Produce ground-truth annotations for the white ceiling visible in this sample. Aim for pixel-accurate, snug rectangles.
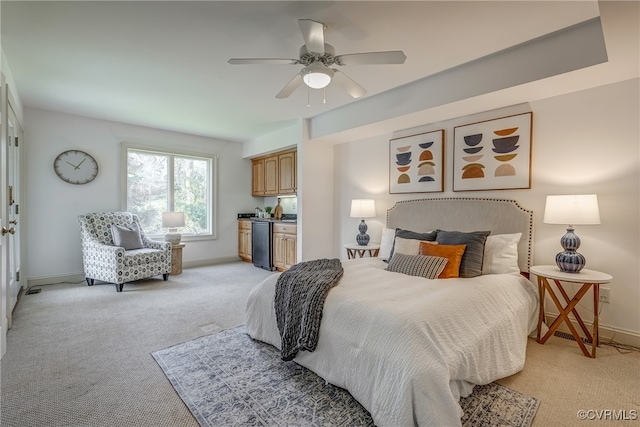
[1,1,634,143]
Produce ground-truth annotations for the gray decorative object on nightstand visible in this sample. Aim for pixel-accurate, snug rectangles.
[350,199,376,246]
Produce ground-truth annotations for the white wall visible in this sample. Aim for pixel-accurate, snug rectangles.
[298,121,335,261]
[333,78,640,338]
[25,108,255,283]
[1,50,24,122]
[242,121,301,158]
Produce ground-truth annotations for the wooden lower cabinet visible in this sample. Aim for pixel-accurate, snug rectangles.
[273,223,297,271]
[238,220,252,262]
[239,220,297,270]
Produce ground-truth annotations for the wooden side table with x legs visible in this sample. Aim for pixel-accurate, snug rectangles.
[345,243,380,259]
[531,265,612,358]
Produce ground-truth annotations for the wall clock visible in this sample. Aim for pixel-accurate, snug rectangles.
[53,150,99,185]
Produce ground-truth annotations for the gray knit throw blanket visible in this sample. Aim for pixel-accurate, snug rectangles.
[275,258,344,361]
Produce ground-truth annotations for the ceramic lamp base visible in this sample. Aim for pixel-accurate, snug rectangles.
[556,227,585,273]
[165,228,182,245]
[356,219,370,246]
[556,251,586,273]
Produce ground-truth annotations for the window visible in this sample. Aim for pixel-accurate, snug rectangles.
[123,144,217,239]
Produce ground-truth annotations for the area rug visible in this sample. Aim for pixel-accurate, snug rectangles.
[152,326,539,427]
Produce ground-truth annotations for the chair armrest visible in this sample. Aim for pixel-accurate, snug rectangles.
[80,241,126,283]
[85,241,126,257]
[143,237,171,252]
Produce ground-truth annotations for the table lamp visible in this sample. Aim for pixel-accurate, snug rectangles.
[350,199,376,246]
[543,194,600,273]
[162,211,185,244]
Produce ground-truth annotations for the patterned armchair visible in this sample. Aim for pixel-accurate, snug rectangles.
[78,212,171,292]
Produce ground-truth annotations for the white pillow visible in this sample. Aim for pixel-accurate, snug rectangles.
[393,236,423,256]
[482,233,522,275]
[378,227,396,260]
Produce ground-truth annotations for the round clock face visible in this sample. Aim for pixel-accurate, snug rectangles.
[53,150,99,185]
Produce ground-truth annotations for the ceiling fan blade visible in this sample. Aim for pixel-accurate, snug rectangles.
[228,58,299,65]
[298,19,325,55]
[332,70,366,98]
[335,51,407,65]
[276,73,304,99]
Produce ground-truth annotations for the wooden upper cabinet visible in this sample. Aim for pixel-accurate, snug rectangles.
[251,149,296,197]
[252,158,265,196]
[278,151,296,194]
[264,156,279,196]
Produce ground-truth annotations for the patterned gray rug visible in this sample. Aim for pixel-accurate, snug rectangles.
[152,326,539,427]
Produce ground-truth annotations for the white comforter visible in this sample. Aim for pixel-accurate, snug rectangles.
[245,258,538,427]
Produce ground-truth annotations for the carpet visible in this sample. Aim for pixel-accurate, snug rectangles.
[152,326,539,427]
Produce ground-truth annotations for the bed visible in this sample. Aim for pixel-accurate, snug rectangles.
[246,198,539,427]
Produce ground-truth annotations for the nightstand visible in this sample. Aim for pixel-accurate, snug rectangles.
[345,243,380,259]
[170,243,185,275]
[531,265,612,358]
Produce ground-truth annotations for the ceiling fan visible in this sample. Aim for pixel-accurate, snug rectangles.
[228,19,407,99]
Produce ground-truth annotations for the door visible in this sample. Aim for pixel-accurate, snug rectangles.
[0,80,6,357]
[6,103,22,314]
[1,94,23,351]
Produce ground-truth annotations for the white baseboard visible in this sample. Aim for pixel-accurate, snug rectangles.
[183,256,243,268]
[26,257,244,288]
[544,312,640,349]
[27,273,86,288]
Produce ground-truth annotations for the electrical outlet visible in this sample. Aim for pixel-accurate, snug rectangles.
[599,287,611,304]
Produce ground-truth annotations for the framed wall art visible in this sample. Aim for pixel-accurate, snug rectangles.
[453,112,532,191]
[389,129,444,194]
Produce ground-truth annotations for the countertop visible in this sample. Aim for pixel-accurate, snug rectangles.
[238,217,297,223]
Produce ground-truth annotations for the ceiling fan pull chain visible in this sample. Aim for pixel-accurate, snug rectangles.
[323,87,327,104]
[307,85,311,107]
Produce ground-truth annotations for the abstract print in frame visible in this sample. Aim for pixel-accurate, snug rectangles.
[453,112,532,191]
[389,130,444,194]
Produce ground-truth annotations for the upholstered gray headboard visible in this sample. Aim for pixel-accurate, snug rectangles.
[386,198,533,272]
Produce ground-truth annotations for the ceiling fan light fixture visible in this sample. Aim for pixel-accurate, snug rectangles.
[301,63,334,89]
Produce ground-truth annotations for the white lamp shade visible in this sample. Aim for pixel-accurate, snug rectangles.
[302,63,334,89]
[161,211,185,228]
[543,195,600,225]
[350,199,376,218]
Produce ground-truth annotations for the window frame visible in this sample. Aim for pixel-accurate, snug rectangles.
[121,142,218,241]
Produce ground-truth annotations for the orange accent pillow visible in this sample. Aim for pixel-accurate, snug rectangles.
[419,242,466,279]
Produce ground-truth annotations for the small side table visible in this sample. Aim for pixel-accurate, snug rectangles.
[531,265,612,358]
[345,243,380,259]
[170,243,185,275]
